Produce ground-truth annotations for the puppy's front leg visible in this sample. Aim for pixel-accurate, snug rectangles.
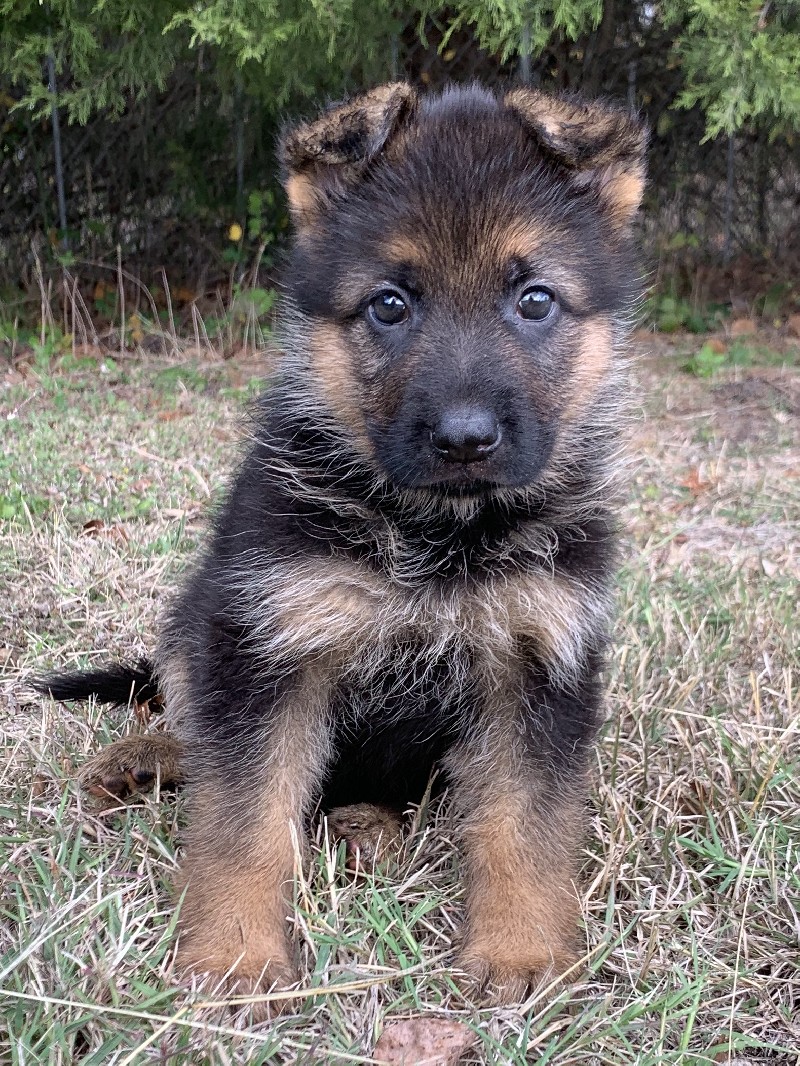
[175,668,332,1013]
[447,678,593,1003]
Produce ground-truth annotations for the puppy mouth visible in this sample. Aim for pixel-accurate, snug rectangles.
[403,456,514,494]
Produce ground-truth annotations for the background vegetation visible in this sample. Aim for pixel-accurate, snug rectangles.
[1,0,799,350]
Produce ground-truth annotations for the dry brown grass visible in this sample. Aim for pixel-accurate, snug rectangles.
[1,337,798,1063]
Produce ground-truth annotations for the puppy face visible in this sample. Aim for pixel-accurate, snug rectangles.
[281,85,646,495]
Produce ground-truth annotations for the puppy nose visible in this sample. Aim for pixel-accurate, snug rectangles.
[431,406,501,464]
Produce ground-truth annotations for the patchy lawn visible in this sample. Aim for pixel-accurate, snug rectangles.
[1,337,798,1064]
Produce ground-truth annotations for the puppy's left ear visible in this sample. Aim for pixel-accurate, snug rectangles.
[504,89,648,229]
[280,82,417,230]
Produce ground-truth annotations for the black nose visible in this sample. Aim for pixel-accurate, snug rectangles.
[431,406,501,464]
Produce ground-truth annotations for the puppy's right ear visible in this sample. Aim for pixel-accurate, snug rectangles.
[280,83,417,231]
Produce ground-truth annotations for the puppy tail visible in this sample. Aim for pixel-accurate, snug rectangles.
[32,658,161,708]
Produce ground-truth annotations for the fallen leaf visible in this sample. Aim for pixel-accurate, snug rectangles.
[787,313,800,339]
[705,337,727,354]
[80,519,129,543]
[679,468,712,496]
[373,1018,478,1066]
[730,318,757,337]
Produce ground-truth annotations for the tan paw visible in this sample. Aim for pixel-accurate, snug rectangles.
[456,944,579,1005]
[79,733,184,804]
[179,943,299,1022]
[326,803,404,868]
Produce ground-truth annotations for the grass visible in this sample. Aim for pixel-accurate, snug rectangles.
[1,339,799,1063]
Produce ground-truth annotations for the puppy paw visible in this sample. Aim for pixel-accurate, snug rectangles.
[178,942,299,1022]
[455,944,579,1005]
[326,803,404,867]
[79,733,184,804]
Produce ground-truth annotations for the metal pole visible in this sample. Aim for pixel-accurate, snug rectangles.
[234,74,245,218]
[46,36,68,250]
[724,133,735,262]
[519,21,531,85]
[627,60,637,109]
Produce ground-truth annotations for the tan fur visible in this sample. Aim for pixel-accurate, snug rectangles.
[381,233,425,266]
[326,803,404,867]
[596,167,646,227]
[563,315,614,421]
[175,669,332,1017]
[156,647,192,734]
[234,552,609,689]
[498,224,590,304]
[308,322,373,454]
[284,173,322,227]
[446,711,584,999]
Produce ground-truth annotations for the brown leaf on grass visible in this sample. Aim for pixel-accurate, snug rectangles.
[373,1018,478,1066]
[787,313,800,339]
[679,468,712,496]
[730,318,757,337]
[80,519,129,543]
[705,337,727,354]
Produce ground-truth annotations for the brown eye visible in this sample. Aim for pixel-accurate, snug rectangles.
[517,287,555,321]
[369,291,409,326]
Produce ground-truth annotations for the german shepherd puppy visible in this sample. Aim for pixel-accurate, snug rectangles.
[37,83,646,1010]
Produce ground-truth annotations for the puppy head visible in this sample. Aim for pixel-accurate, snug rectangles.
[279,83,647,496]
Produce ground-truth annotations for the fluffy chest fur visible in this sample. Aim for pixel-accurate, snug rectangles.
[226,539,612,692]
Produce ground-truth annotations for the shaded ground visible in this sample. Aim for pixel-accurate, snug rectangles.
[1,335,798,1063]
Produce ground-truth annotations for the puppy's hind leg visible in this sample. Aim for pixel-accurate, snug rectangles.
[79,734,184,804]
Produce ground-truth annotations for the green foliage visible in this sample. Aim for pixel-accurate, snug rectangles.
[1,1,799,290]
[683,341,728,377]
[0,1,183,123]
[681,337,797,377]
[2,1,798,135]
[646,295,724,334]
[204,285,277,341]
[427,0,603,58]
[0,318,72,361]
[665,0,800,136]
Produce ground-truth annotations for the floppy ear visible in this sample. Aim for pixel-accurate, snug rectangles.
[504,89,648,228]
[280,83,418,230]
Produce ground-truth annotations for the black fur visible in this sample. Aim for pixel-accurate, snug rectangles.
[34,659,159,708]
